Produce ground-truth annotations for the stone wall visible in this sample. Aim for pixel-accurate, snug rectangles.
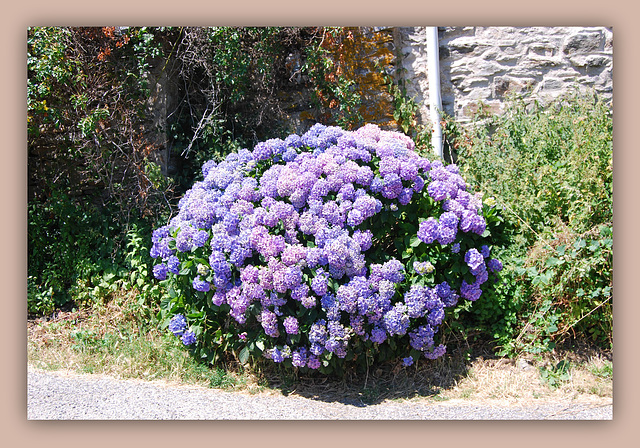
[395,26,613,125]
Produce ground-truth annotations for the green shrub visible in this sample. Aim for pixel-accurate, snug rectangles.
[27,191,120,311]
[150,123,506,375]
[452,90,613,354]
[27,27,176,315]
[27,189,166,316]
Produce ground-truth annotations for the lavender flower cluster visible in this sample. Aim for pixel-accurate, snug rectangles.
[150,123,502,368]
[168,314,197,346]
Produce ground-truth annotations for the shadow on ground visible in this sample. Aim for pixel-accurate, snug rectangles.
[259,341,500,406]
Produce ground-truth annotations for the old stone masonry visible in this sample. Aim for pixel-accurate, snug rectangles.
[395,26,613,125]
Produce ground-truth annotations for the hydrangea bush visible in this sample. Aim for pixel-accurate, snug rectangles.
[151,123,503,374]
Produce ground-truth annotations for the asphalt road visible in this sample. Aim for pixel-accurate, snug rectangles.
[27,367,613,420]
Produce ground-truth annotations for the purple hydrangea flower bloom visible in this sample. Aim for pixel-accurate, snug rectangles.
[353,229,373,251]
[369,176,384,193]
[150,237,174,259]
[201,159,217,178]
[474,266,489,285]
[291,348,307,367]
[435,281,452,300]
[383,303,410,336]
[283,147,298,162]
[460,280,482,301]
[311,268,329,296]
[427,305,445,327]
[169,314,187,336]
[417,217,439,244]
[271,347,285,363]
[192,275,210,292]
[437,224,457,245]
[402,356,414,367]
[471,215,487,235]
[427,180,448,201]
[459,210,475,233]
[212,290,226,307]
[181,331,197,346]
[167,255,181,274]
[464,248,485,271]
[336,283,358,314]
[347,208,364,227]
[439,212,459,229]
[284,133,303,148]
[442,290,459,308]
[356,166,374,186]
[381,173,403,199]
[306,355,321,370]
[404,285,427,318]
[370,326,387,344]
[350,314,365,336]
[399,160,419,181]
[283,316,299,335]
[261,309,280,338]
[380,259,405,283]
[252,141,274,161]
[153,263,169,280]
[424,344,446,360]
[309,320,328,345]
[398,187,414,205]
[409,325,435,352]
[480,245,491,258]
[152,226,171,243]
[379,157,401,177]
[487,258,503,273]
[192,230,210,247]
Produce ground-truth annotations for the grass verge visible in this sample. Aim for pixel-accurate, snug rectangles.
[27,291,612,406]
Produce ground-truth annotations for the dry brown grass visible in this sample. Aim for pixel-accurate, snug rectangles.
[250,340,612,408]
[433,354,612,406]
[27,303,612,407]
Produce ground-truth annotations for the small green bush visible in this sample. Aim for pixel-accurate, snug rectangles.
[27,190,166,316]
[452,90,613,354]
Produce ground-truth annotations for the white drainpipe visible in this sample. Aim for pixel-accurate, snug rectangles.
[426,26,443,158]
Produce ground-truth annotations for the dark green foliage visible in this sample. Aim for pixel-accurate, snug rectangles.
[27,27,177,211]
[168,27,360,189]
[28,191,121,311]
[27,26,178,314]
[27,189,166,315]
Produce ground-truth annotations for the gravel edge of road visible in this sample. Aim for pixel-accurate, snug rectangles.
[27,367,613,420]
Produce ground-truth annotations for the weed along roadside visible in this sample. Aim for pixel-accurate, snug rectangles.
[28,27,612,419]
